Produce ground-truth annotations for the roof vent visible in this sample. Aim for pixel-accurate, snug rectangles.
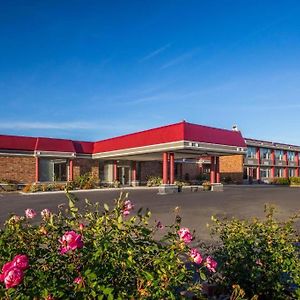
[232,125,239,131]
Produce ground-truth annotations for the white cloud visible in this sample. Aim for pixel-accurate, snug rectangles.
[139,44,171,62]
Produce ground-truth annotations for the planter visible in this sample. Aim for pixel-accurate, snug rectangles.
[202,185,211,191]
[0,183,18,192]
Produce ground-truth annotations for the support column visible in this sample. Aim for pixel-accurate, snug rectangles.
[169,153,175,184]
[256,147,261,181]
[210,156,215,184]
[131,161,139,186]
[35,157,39,183]
[270,150,275,178]
[69,160,74,181]
[283,151,288,178]
[296,152,299,177]
[215,156,220,183]
[113,161,118,181]
[162,152,169,184]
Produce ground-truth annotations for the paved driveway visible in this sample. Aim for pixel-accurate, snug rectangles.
[0,186,300,241]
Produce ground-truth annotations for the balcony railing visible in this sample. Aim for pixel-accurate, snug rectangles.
[275,159,287,166]
[244,158,259,165]
[261,159,273,166]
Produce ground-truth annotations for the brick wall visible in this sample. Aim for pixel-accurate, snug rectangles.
[140,161,162,182]
[73,158,99,179]
[219,155,244,183]
[0,156,36,183]
[181,163,200,181]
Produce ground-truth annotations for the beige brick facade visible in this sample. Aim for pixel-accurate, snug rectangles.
[73,158,99,179]
[219,155,244,183]
[0,156,36,183]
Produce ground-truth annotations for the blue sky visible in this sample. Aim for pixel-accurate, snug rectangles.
[1,0,300,143]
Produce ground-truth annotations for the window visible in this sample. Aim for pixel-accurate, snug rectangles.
[260,148,271,160]
[287,151,295,161]
[288,168,295,177]
[246,147,256,158]
[260,167,270,178]
[275,150,284,160]
[275,167,284,177]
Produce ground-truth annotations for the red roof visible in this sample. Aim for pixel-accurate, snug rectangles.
[184,122,246,148]
[93,122,185,153]
[0,134,37,152]
[0,121,246,155]
[35,137,75,153]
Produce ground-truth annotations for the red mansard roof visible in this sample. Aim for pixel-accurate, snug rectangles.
[0,134,37,152]
[93,121,246,153]
[93,122,185,153]
[0,121,246,155]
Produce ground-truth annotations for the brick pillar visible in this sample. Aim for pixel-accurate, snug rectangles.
[113,161,118,181]
[256,147,261,180]
[270,150,275,178]
[283,151,288,178]
[210,156,215,184]
[131,161,136,181]
[69,160,74,181]
[216,156,220,183]
[163,152,169,184]
[35,157,39,183]
[169,153,175,184]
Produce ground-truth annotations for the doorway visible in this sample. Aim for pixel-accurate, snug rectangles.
[117,166,131,185]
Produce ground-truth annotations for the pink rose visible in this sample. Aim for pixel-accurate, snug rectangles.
[12,255,29,271]
[0,261,13,282]
[25,208,36,219]
[41,209,51,219]
[205,256,217,273]
[79,223,85,231]
[190,248,203,264]
[122,200,134,216]
[3,267,24,289]
[59,231,83,255]
[178,227,193,244]
[156,221,164,229]
[74,276,83,284]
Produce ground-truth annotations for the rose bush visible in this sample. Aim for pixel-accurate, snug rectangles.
[0,192,216,299]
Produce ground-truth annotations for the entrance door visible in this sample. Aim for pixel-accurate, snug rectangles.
[117,167,131,185]
[54,161,67,181]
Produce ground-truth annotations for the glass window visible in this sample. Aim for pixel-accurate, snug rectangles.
[260,167,270,178]
[260,148,271,160]
[287,151,295,161]
[275,150,284,160]
[275,167,284,177]
[246,147,256,158]
[288,168,295,177]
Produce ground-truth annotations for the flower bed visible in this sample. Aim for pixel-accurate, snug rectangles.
[0,193,299,299]
[0,192,218,299]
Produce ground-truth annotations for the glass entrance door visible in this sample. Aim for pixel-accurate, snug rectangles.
[117,166,131,185]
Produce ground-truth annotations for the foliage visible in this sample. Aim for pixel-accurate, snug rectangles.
[146,176,162,187]
[202,181,211,191]
[271,177,290,185]
[196,173,209,183]
[74,173,98,190]
[0,192,217,299]
[289,177,300,186]
[174,180,189,187]
[211,205,300,299]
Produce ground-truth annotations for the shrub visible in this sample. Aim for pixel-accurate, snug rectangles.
[146,176,162,187]
[74,173,99,190]
[271,177,290,185]
[0,192,217,299]
[211,205,300,299]
[289,177,300,186]
[202,181,211,191]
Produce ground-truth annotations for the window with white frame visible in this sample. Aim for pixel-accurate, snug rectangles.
[287,151,295,161]
[246,147,256,158]
[275,150,284,160]
[260,167,270,178]
[260,148,271,160]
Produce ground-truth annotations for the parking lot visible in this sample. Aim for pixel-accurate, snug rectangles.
[1,185,300,241]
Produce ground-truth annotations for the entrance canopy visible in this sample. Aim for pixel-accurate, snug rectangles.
[93,121,246,160]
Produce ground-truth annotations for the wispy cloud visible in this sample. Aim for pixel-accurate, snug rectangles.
[160,48,199,69]
[139,44,171,62]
